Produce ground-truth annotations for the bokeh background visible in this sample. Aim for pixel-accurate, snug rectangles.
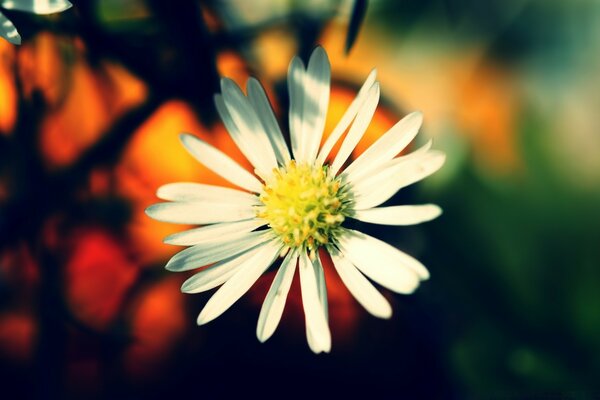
[1,0,599,398]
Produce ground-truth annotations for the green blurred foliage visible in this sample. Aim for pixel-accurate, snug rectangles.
[365,0,600,394]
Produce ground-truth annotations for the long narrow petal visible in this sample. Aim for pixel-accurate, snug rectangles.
[343,111,423,181]
[181,247,261,294]
[337,230,425,294]
[307,255,329,353]
[352,204,442,226]
[247,77,291,165]
[306,327,322,354]
[157,182,259,204]
[330,82,380,176]
[179,134,263,193]
[197,240,282,325]
[164,219,266,246]
[330,249,392,318]
[351,150,446,210]
[218,79,278,176]
[145,201,256,225]
[348,138,433,185]
[313,255,328,321]
[316,69,377,165]
[340,228,429,279]
[165,231,269,272]
[256,250,298,342]
[301,47,331,163]
[306,254,329,353]
[299,251,331,353]
[287,57,306,161]
[0,11,20,44]
[1,0,72,14]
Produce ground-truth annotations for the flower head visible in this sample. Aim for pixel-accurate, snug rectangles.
[0,0,72,45]
[146,47,445,353]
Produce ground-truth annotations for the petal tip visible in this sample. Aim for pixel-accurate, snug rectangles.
[179,132,194,145]
[196,312,208,326]
[256,331,269,343]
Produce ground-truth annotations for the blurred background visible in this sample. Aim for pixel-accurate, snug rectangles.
[1,0,599,398]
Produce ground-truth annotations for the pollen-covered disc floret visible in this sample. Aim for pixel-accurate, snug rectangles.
[257,161,351,252]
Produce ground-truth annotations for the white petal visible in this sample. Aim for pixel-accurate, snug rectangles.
[337,229,426,294]
[301,47,331,163]
[157,182,259,204]
[0,11,20,45]
[316,69,377,165]
[247,77,291,165]
[164,219,266,246]
[181,247,261,294]
[218,79,278,176]
[164,231,269,272]
[287,56,306,161]
[313,255,328,320]
[145,201,256,225]
[1,0,72,14]
[256,250,298,342]
[353,204,442,226]
[343,111,423,181]
[197,240,282,325]
[330,82,380,176]
[179,134,263,193]
[306,326,322,354]
[348,138,433,185]
[330,249,392,318]
[299,251,331,353]
[343,228,430,280]
[305,254,329,353]
[351,150,446,210]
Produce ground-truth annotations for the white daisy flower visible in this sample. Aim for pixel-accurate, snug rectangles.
[0,0,72,45]
[146,47,445,353]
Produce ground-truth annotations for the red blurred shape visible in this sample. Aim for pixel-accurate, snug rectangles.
[0,312,37,362]
[65,229,139,330]
[0,243,40,291]
[124,277,187,379]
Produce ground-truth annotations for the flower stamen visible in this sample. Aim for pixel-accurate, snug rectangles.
[257,161,351,252]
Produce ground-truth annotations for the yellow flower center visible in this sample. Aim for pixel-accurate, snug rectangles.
[257,161,351,252]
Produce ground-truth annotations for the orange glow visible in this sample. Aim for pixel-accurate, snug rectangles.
[117,100,243,265]
[40,62,109,166]
[40,57,147,168]
[253,28,298,78]
[124,277,187,379]
[0,313,36,362]
[65,229,139,330]
[17,32,64,105]
[320,22,519,173]
[457,64,519,173]
[0,40,17,134]
[217,50,251,87]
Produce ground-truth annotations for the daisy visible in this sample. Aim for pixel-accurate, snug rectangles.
[146,47,445,353]
[0,0,72,45]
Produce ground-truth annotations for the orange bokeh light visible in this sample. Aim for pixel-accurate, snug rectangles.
[124,277,187,379]
[117,100,251,265]
[0,40,17,134]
